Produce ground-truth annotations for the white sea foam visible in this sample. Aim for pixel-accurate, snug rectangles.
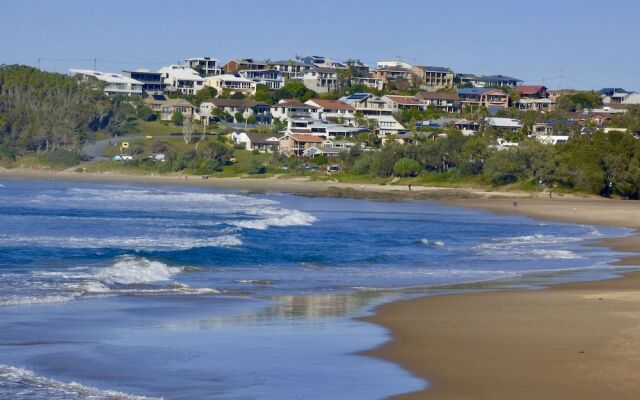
[0,234,242,251]
[0,364,160,400]
[474,233,586,259]
[0,256,219,307]
[227,209,317,230]
[416,238,445,247]
[95,257,182,285]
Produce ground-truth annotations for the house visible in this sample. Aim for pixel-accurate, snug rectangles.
[199,99,272,124]
[416,91,460,112]
[279,134,325,156]
[532,120,575,136]
[516,85,548,99]
[349,76,384,91]
[238,69,284,90]
[297,55,345,69]
[411,66,454,89]
[339,92,394,116]
[532,135,569,145]
[303,145,342,157]
[122,70,166,95]
[344,60,370,76]
[231,132,281,152]
[159,65,206,95]
[622,93,640,105]
[204,74,257,95]
[185,57,221,77]
[305,99,356,124]
[455,119,481,135]
[267,59,311,79]
[143,95,195,121]
[271,99,319,121]
[367,115,407,136]
[600,88,630,104]
[463,74,522,88]
[222,58,268,74]
[485,117,522,133]
[70,69,143,96]
[302,67,339,94]
[372,66,416,87]
[383,95,425,111]
[284,117,368,138]
[457,88,509,110]
[376,60,413,70]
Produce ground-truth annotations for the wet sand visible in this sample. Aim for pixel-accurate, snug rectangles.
[367,196,640,399]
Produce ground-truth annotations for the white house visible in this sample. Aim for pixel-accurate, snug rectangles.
[231,132,281,152]
[376,60,413,70]
[349,76,384,91]
[302,68,339,94]
[305,99,356,124]
[270,99,319,121]
[69,69,143,96]
[238,69,284,90]
[339,92,394,116]
[367,115,407,136]
[205,74,257,95]
[159,65,205,95]
[185,57,221,77]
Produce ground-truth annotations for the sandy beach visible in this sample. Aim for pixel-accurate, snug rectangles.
[367,197,640,399]
[3,168,640,399]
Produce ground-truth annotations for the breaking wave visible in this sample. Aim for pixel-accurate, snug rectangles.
[227,209,317,230]
[0,364,159,400]
[0,256,219,307]
[474,233,587,260]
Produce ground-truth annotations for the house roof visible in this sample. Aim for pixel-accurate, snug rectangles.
[306,99,355,111]
[203,98,267,108]
[416,91,459,101]
[273,99,318,109]
[143,96,194,107]
[158,65,204,81]
[70,69,142,85]
[515,85,547,95]
[384,95,422,105]
[245,132,281,144]
[289,134,324,143]
[486,117,522,128]
[474,74,522,83]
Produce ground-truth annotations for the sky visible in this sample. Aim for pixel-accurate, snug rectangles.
[1,0,638,90]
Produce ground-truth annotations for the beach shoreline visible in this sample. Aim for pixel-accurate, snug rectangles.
[3,168,640,399]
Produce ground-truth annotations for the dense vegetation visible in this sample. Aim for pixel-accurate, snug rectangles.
[0,65,133,161]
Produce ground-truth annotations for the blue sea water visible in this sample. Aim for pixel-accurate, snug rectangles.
[0,178,633,399]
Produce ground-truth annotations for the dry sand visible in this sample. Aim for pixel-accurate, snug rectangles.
[366,196,640,400]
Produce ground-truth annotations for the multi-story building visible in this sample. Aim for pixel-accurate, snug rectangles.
[159,65,206,95]
[411,66,454,89]
[199,98,271,124]
[515,85,554,111]
[305,99,356,124]
[270,99,319,121]
[143,95,195,121]
[339,92,394,116]
[238,69,284,90]
[122,70,167,95]
[222,58,268,74]
[70,69,143,96]
[457,88,510,110]
[416,91,460,113]
[204,74,257,95]
[459,74,522,89]
[302,67,339,94]
[185,57,221,77]
[382,95,426,111]
[349,76,384,91]
[267,59,311,80]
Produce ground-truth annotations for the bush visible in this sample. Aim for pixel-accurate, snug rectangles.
[171,111,184,126]
[352,153,377,175]
[39,150,82,168]
[393,158,422,177]
[137,105,157,121]
[247,159,266,174]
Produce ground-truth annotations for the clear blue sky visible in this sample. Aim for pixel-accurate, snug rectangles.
[1,0,638,90]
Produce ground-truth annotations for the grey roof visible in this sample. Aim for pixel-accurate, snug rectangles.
[474,75,522,83]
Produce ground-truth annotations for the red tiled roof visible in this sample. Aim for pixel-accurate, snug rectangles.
[515,85,546,95]
[290,134,324,143]
[307,99,355,111]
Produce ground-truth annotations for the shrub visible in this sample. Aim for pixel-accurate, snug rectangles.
[393,158,422,177]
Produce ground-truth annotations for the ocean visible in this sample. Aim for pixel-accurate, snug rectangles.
[0,178,633,399]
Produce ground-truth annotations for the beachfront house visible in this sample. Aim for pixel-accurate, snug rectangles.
[199,98,272,124]
[122,70,167,95]
[143,95,195,121]
[185,57,222,77]
[204,74,257,95]
[271,99,319,121]
[279,134,324,156]
[238,69,285,90]
[231,132,281,152]
[410,65,454,89]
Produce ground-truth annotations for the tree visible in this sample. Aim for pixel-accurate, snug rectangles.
[192,87,218,106]
[393,157,422,177]
[137,105,157,121]
[234,112,245,123]
[182,118,193,144]
[171,111,184,126]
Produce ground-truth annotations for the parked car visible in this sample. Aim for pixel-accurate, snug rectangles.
[113,154,133,161]
[327,164,340,172]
